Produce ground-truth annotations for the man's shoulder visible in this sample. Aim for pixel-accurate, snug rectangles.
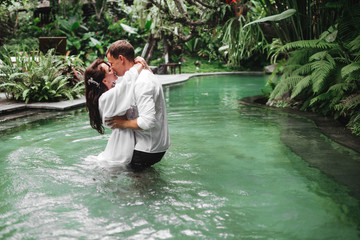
[136,70,158,85]
[138,69,156,79]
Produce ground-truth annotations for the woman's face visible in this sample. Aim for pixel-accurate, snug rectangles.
[101,63,118,90]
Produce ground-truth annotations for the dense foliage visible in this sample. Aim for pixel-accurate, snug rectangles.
[265,0,360,135]
[0,49,84,103]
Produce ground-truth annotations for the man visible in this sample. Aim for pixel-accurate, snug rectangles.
[105,40,170,171]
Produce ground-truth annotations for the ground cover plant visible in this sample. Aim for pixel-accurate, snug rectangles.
[0,49,84,103]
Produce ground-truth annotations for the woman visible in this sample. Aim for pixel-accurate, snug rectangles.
[84,57,146,166]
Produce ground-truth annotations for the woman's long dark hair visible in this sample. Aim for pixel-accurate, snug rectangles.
[84,59,108,134]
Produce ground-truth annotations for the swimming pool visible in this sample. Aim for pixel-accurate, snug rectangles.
[0,74,359,239]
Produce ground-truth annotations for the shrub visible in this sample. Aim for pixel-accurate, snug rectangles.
[0,49,84,103]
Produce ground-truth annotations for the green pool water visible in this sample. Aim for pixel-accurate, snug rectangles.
[0,74,359,239]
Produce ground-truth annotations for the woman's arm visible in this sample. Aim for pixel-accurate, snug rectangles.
[100,57,150,126]
[134,56,152,73]
[120,56,147,85]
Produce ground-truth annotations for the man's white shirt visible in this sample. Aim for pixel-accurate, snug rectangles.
[126,69,170,153]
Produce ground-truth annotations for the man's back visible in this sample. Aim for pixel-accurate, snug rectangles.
[132,70,170,153]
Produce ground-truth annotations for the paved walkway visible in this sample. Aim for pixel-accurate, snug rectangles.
[0,74,187,114]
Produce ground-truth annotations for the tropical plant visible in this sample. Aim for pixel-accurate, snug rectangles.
[0,49,84,103]
[220,0,270,68]
[222,14,267,67]
[134,0,230,63]
[255,0,345,43]
[195,26,224,62]
[268,14,360,135]
[0,5,14,45]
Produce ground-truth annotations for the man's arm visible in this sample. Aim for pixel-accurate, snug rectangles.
[106,73,157,131]
[105,116,141,130]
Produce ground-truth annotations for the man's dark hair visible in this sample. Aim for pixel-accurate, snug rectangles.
[106,40,135,62]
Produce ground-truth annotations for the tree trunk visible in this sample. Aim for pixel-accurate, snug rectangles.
[141,34,152,58]
[162,31,170,64]
[146,39,157,63]
[93,0,107,21]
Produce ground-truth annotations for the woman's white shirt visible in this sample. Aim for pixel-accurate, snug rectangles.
[97,67,139,165]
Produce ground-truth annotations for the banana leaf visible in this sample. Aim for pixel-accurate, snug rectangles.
[243,9,296,28]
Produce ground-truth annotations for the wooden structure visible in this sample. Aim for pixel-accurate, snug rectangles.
[159,63,182,74]
[39,37,67,55]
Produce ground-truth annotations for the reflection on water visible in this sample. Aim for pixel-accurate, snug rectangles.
[0,75,360,239]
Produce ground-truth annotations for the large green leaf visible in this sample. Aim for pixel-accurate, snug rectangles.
[244,9,296,28]
[71,21,80,31]
[90,37,101,46]
[120,23,137,34]
[22,89,30,99]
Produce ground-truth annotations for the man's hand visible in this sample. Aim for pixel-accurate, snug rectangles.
[105,115,142,130]
[105,115,128,130]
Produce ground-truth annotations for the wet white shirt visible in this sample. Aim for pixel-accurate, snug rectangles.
[129,70,170,153]
[97,67,139,165]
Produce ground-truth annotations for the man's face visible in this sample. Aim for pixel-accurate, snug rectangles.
[106,53,126,77]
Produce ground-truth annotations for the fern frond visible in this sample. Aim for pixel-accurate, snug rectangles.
[349,112,360,125]
[310,92,332,106]
[310,51,336,67]
[291,75,312,99]
[287,48,316,65]
[282,64,302,77]
[311,60,335,93]
[293,63,312,76]
[269,75,303,100]
[348,33,360,52]
[309,51,329,61]
[283,40,339,51]
[342,94,360,110]
[341,62,360,79]
[51,75,67,87]
[333,57,349,64]
[344,74,360,83]
[328,82,353,93]
[353,53,360,62]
